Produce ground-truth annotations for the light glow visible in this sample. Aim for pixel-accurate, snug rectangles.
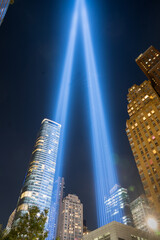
[52,0,121,231]
[54,0,80,180]
[147,217,158,231]
[80,0,120,226]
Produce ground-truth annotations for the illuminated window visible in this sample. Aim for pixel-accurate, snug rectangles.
[21,191,32,199]
[17,204,28,212]
[153,149,157,154]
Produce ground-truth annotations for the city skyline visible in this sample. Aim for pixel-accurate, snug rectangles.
[0,0,160,231]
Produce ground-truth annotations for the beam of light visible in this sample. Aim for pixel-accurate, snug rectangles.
[80,0,121,227]
[54,0,80,180]
[47,1,80,239]
[0,0,11,26]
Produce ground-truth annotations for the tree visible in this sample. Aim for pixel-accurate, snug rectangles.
[3,206,48,240]
[0,225,4,239]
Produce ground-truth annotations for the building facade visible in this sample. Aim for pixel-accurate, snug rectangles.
[0,0,13,25]
[58,194,83,240]
[47,177,65,240]
[82,221,159,240]
[104,184,133,226]
[130,195,151,232]
[136,46,160,95]
[14,119,61,234]
[6,209,16,231]
[126,80,160,217]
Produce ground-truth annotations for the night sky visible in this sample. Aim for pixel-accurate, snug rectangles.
[0,0,160,231]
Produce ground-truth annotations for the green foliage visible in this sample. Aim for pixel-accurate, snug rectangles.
[2,206,48,240]
[0,225,4,239]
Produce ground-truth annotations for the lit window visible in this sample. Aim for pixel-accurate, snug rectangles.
[17,204,28,212]
[21,191,32,199]
[153,149,157,154]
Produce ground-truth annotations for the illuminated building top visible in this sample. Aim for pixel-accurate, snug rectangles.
[127,80,159,117]
[104,185,133,226]
[136,46,160,95]
[126,80,160,218]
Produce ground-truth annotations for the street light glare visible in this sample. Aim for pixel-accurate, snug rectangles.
[147,217,158,231]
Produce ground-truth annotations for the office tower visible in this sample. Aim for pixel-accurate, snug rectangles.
[82,221,159,240]
[6,209,16,231]
[136,46,160,95]
[58,194,83,240]
[47,177,65,240]
[14,119,61,230]
[104,184,133,226]
[130,195,151,232]
[126,80,160,217]
[0,0,13,25]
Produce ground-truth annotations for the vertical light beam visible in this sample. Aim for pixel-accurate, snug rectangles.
[81,0,121,227]
[48,2,80,239]
[54,0,80,180]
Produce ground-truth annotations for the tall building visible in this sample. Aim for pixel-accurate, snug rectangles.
[58,194,83,240]
[130,195,151,232]
[0,0,13,25]
[14,119,61,233]
[6,209,16,231]
[47,177,65,240]
[104,184,133,226]
[82,221,159,240]
[126,80,160,217]
[136,46,160,95]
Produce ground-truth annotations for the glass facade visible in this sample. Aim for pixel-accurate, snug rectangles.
[130,195,150,232]
[0,0,11,25]
[14,119,61,236]
[47,177,64,240]
[104,185,133,226]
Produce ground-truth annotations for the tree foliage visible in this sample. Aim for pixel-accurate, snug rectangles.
[1,206,48,240]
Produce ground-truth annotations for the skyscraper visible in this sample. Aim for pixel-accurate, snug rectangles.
[58,194,83,240]
[0,0,13,25]
[126,80,160,218]
[104,184,133,226]
[6,209,16,231]
[14,119,61,231]
[47,177,64,240]
[136,46,160,95]
[130,195,151,232]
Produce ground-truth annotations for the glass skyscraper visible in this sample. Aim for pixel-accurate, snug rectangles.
[14,119,61,233]
[104,184,133,226]
[0,0,13,25]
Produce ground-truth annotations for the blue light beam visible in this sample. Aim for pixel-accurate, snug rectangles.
[81,0,121,227]
[54,0,80,180]
[47,2,80,239]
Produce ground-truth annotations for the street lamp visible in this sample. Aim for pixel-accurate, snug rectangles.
[147,217,158,231]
